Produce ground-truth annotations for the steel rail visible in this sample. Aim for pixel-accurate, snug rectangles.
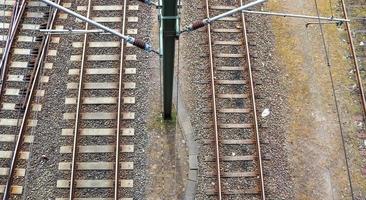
[114,0,128,198]
[0,0,18,68]
[0,1,26,103]
[2,1,60,199]
[4,0,19,40]
[338,1,362,199]
[12,0,20,24]
[204,0,223,199]
[240,0,265,199]
[0,0,20,92]
[68,0,91,198]
[0,0,23,71]
[339,1,366,120]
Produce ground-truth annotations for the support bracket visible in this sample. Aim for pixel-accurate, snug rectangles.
[159,15,180,38]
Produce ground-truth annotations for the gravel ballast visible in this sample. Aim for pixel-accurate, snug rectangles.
[23,0,154,199]
[179,0,293,199]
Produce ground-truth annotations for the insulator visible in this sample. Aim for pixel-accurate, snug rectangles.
[133,38,146,50]
[190,20,205,31]
[126,36,154,53]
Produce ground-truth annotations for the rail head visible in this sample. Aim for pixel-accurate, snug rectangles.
[240,2,265,198]
[204,0,223,198]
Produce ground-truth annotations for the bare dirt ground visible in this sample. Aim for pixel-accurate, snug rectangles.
[144,8,188,199]
[145,111,188,200]
[268,0,366,199]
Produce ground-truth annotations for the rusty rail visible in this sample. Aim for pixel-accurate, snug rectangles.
[339,1,363,199]
[339,0,366,119]
[204,0,223,199]
[68,0,127,198]
[204,0,265,198]
[68,0,91,198]
[0,0,26,103]
[240,0,265,199]
[115,0,128,198]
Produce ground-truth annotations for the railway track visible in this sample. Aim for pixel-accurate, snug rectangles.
[340,1,366,176]
[340,1,366,118]
[201,0,265,199]
[0,1,59,199]
[56,0,138,199]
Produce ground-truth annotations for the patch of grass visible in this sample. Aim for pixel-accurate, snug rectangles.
[320,2,366,191]
[149,108,177,130]
[267,0,366,197]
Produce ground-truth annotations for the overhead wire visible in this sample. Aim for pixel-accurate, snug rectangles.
[313,0,355,199]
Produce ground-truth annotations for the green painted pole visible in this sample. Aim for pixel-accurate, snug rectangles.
[162,0,178,119]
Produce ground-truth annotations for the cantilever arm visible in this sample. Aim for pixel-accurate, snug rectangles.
[40,0,160,54]
[181,0,267,33]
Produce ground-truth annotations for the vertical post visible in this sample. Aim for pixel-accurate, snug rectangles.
[162,0,178,119]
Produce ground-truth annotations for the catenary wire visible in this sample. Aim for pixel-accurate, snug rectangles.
[313,0,355,199]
